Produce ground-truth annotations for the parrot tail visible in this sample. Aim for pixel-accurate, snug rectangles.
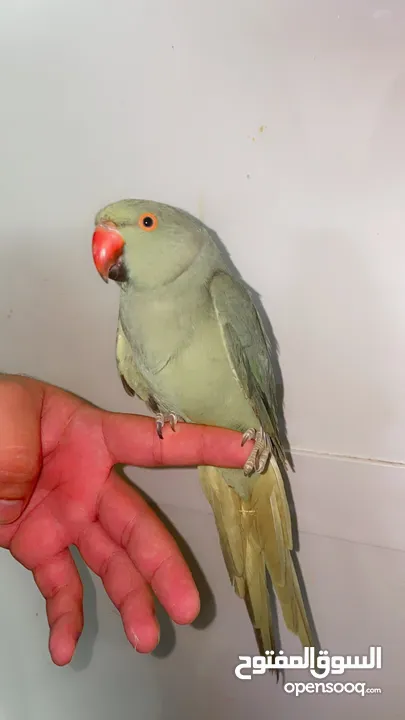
[198,459,313,655]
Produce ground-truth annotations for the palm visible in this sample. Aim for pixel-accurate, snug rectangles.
[5,399,114,549]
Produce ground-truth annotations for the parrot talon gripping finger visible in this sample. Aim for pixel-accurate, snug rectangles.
[241,428,257,446]
[155,412,179,439]
[242,427,271,476]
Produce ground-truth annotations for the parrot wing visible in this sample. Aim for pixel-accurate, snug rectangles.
[208,270,285,463]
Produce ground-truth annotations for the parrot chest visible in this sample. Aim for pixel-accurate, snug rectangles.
[119,288,258,432]
[119,287,205,376]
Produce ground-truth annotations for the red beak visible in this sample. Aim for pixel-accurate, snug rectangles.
[92,222,125,282]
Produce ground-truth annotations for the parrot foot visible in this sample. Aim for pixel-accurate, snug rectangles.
[241,427,271,476]
[155,412,180,440]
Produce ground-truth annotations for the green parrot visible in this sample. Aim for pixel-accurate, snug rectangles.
[91,198,313,655]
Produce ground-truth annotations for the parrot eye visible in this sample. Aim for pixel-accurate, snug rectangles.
[138,213,158,232]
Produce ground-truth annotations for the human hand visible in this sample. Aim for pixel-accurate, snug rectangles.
[0,374,251,665]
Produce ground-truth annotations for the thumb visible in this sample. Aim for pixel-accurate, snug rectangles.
[0,376,43,525]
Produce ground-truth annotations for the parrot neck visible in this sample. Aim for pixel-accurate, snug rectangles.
[122,236,225,300]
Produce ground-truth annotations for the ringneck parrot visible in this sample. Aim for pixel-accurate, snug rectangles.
[91,198,313,655]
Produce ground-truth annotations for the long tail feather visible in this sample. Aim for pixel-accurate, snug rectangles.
[198,461,313,654]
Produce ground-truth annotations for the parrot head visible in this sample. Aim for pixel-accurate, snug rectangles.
[92,199,207,290]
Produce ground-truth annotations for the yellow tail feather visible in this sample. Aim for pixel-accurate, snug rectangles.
[198,462,313,654]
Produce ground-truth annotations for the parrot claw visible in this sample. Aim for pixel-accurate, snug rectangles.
[155,412,180,439]
[242,427,271,476]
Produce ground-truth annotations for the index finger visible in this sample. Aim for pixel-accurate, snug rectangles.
[101,413,253,468]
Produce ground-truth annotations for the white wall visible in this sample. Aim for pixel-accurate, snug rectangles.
[1,0,404,717]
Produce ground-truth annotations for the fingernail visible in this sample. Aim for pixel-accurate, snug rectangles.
[132,631,139,651]
[0,499,24,524]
